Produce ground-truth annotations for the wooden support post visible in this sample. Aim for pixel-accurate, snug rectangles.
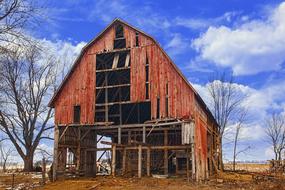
[147,147,151,176]
[118,127,121,144]
[138,145,142,178]
[94,132,97,177]
[122,148,127,175]
[191,143,196,180]
[105,72,108,124]
[84,150,87,176]
[112,145,116,176]
[186,149,190,182]
[175,155,179,175]
[143,126,146,143]
[53,125,59,181]
[76,128,81,176]
[164,130,168,175]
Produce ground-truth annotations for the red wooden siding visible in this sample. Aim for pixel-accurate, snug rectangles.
[54,53,96,124]
[52,21,213,138]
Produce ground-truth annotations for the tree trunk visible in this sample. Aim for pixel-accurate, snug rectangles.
[3,161,6,172]
[23,155,34,171]
[218,136,224,171]
[278,151,282,161]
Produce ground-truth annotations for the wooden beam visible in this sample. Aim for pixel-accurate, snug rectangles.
[118,127,121,144]
[143,126,146,143]
[97,135,104,143]
[59,120,185,129]
[186,148,190,182]
[58,125,70,142]
[138,145,142,178]
[164,130,168,175]
[101,140,125,147]
[76,128,81,176]
[111,145,116,176]
[86,145,192,151]
[104,72,108,124]
[147,147,151,176]
[122,148,127,175]
[84,150,87,176]
[96,83,131,89]
[80,128,91,141]
[191,144,196,180]
[94,132,97,177]
[97,150,107,162]
[52,125,59,181]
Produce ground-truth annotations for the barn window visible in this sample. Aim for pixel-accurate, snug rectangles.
[146,83,149,99]
[135,32,139,47]
[157,97,160,118]
[115,24,124,38]
[114,24,126,49]
[73,105,81,123]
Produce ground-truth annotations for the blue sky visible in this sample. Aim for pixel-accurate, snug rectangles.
[26,0,285,161]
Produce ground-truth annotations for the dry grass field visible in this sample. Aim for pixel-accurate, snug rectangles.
[224,163,270,172]
[1,163,284,190]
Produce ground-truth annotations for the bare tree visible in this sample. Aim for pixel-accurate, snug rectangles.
[232,109,249,171]
[207,72,247,170]
[0,44,56,171]
[265,113,285,161]
[0,0,40,52]
[0,142,14,172]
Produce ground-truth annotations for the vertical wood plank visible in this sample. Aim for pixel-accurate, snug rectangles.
[122,148,127,175]
[147,147,150,176]
[52,125,59,181]
[138,145,142,178]
[164,130,168,175]
[112,145,116,176]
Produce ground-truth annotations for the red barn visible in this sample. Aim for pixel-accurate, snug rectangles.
[49,19,219,181]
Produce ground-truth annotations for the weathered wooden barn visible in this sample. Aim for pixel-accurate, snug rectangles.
[49,18,219,181]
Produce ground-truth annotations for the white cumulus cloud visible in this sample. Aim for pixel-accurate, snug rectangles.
[192,2,285,75]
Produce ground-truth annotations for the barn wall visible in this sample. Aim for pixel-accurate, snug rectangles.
[145,44,195,119]
[54,53,96,124]
[52,20,219,180]
[53,22,211,140]
[53,24,155,125]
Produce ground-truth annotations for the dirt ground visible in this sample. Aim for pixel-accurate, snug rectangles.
[1,164,285,190]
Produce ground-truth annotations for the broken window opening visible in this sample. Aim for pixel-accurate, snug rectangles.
[114,24,126,49]
[66,148,75,167]
[115,24,124,39]
[165,97,169,117]
[145,65,149,82]
[73,105,81,123]
[135,32,139,47]
[146,83,149,99]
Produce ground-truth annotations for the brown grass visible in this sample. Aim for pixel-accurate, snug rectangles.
[1,163,285,190]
